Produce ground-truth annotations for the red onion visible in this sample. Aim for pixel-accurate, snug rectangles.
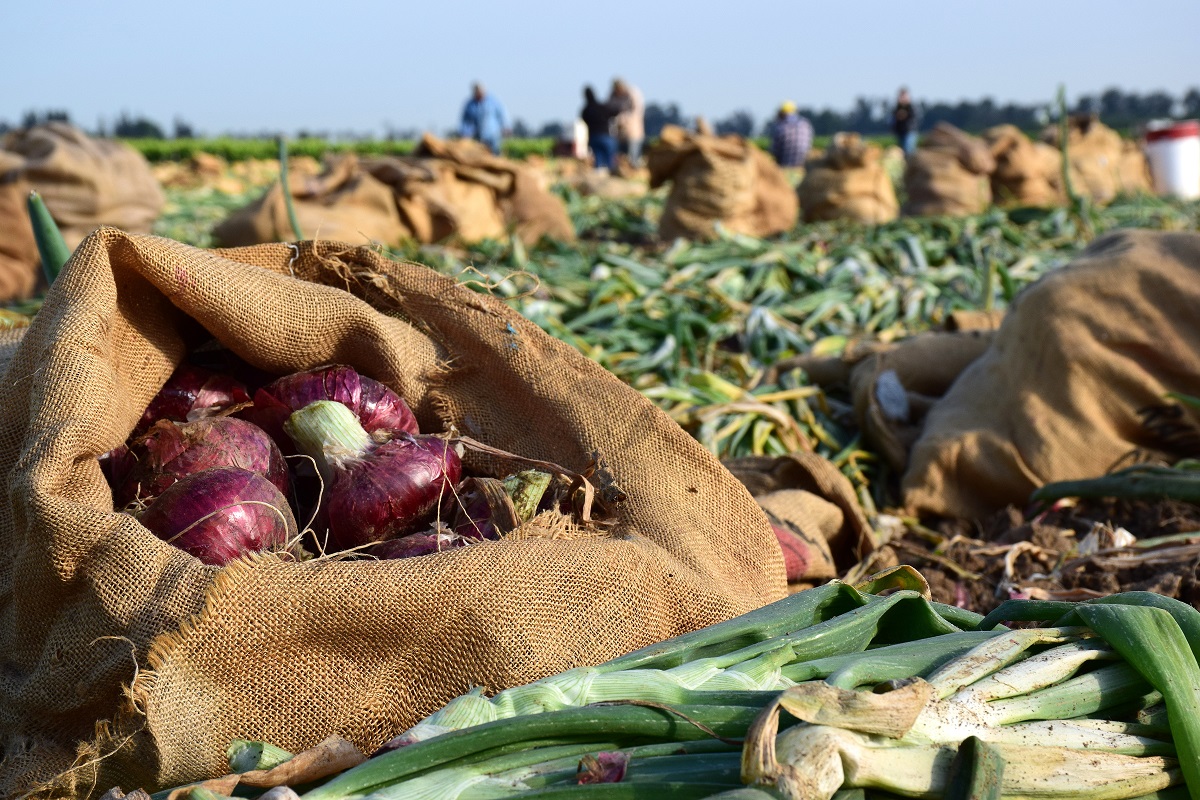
[451,470,553,541]
[118,417,289,508]
[136,364,250,435]
[284,400,460,552]
[137,466,297,566]
[241,365,418,451]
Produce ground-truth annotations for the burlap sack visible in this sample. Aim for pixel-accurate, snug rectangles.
[211,154,409,248]
[903,123,995,217]
[414,135,576,245]
[797,133,899,224]
[724,452,874,586]
[983,125,1064,207]
[365,156,506,243]
[3,123,164,248]
[904,229,1200,518]
[0,229,785,797]
[0,152,39,302]
[648,126,798,241]
[1040,116,1149,204]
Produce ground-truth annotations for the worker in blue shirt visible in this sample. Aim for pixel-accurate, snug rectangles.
[460,83,511,155]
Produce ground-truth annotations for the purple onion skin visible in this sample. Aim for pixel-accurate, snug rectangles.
[137,467,297,566]
[450,492,502,541]
[242,366,418,451]
[99,444,137,495]
[326,435,462,552]
[118,418,289,508]
[136,364,251,435]
[368,531,466,560]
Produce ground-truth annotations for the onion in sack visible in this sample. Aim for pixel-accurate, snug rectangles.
[136,364,252,435]
[99,444,136,495]
[284,400,461,552]
[242,365,418,450]
[117,417,289,508]
[369,531,468,559]
[137,466,297,566]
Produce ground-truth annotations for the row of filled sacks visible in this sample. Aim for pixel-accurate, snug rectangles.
[796,118,1154,223]
[0,123,165,301]
[212,134,575,249]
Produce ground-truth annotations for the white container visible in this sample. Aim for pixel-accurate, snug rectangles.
[1145,120,1200,200]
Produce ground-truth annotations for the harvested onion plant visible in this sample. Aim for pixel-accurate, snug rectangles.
[146,584,1200,799]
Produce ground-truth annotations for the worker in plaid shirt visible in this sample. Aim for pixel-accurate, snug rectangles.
[769,101,813,167]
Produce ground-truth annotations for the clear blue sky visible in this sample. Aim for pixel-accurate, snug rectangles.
[3,0,1197,137]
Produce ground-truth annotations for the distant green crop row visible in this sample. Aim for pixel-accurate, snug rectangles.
[124,137,558,163]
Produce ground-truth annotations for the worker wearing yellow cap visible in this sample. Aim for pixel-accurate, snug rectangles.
[770,101,812,167]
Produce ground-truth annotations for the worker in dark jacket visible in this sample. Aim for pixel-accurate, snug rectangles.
[581,86,618,172]
[892,87,919,155]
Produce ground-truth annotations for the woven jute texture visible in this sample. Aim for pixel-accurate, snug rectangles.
[3,123,164,248]
[797,133,898,224]
[648,126,798,241]
[0,229,784,797]
[1040,116,1151,205]
[904,229,1200,518]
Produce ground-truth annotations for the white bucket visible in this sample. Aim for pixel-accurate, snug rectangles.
[1145,119,1200,200]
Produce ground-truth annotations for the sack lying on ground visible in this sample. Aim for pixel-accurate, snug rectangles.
[903,123,995,217]
[724,452,874,588]
[0,152,39,302]
[3,123,164,248]
[212,153,408,248]
[1040,116,1150,204]
[0,229,786,797]
[983,124,1064,207]
[413,134,576,245]
[904,229,1200,518]
[796,132,899,224]
[648,125,798,240]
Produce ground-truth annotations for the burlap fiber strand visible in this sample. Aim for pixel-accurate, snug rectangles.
[0,229,785,797]
[3,123,164,248]
[904,229,1200,518]
[648,126,798,241]
[796,133,899,224]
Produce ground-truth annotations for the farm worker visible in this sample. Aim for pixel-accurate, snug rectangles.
[769,101,814,167]
[581,86,619,172]
[892,87,919,155]
[460,82,511,155]
[610,78,645,166]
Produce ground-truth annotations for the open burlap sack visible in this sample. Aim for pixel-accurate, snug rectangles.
[797,133,898,224]
[3,123,164,248]
[364,156,506,243]
[211,153,409,248]
[724,452,874,587]
[1117,140,1153,195]
[648,126,798,241]
[0,229,784,797]
[0,152,40,302]
[982,124,1064,208]
[903,123,995,217]
[904,229,1200,518]
[414,134,576,244]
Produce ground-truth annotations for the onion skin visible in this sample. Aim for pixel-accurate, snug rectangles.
[243,365,418,450]
[99,444,136,495]
[137,467,297,566]
[325,435,462,551]
[136,364,251,435]
[118,417,289,508]
[369,531,467,559]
